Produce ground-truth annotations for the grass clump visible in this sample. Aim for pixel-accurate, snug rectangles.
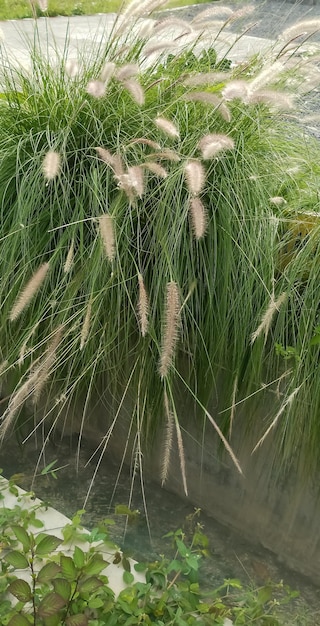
[0,0,320,492]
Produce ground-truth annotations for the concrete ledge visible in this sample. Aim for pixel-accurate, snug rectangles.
[0,476,144,596]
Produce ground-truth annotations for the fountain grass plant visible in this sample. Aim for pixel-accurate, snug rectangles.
[0,0,320,495]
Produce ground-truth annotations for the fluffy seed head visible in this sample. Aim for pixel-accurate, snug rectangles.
[138,274,149,337]
[280,19,320,42]
[270,196,287,205]
[184,91,231,121]
[198,133,234,159]
[222,80,250,102]
[64,239,74,274]
[80,301,92,350]
[189,197,207,240]
[100,61,116,83]
[43,151,61,180]
[159,282,180,379]
[116,63,140,81]
[143,162,168,178]
[183,72,230,87]
[98,215,116,262]
[86,80,106,98]
[33,325,64,404]
[123,79,145,106]
[154,116,180,139]
[10,263,49,322]
[184,160,206,196]
[65,59,79,78]
[161,391,174,486]
[250,62,285,91]
[38,0,48,10]
[127,166,145,198]
[192,6,233,23]
[251,292,287,345]
[248,89,294,110]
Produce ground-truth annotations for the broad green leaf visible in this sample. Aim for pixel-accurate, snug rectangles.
[8,614,31,626]
[175,538,188,558]
[60,554,77,580]
[52,578,71,601]
[73,546,85,569]
[83,555,108,576]
[134,562,147,573]
[78,576,103,593]
[35,534,62,556]
[122,557,131,573]
[11,525,31,552]
[88,597,104,609]
[37,562,61,583]
[186,555,200,571]
[65,614,89,626]
[123,571,134,585]
[8,579,32,603]
[44,615,61,626]
[112,551,121,565]
[38,592,67,618]
[5,550,29,569]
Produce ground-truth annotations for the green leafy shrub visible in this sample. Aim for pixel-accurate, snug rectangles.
[0,0,320,486]
[0,476,299,625]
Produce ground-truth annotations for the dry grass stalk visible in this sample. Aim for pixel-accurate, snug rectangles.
[43,151,61,180]
[143,162,168,178]
[100,61,116,83]
[33,325,64,404]
[116,63,139,81]
[154,116,180,139]
[80,300,92,350]
[229,375,238,438]
[280,19,320,41]
[184,160,206,196]
[10,262,49,322]
[98,214,116,262]
[204,406,242,474]
[161,391,174,486]
[189,197,207,240]
[252,385,302,453]
[198,133,234,159]
[159,282,180,379]
[123,79,145,106]
[64,238,74,274]
[251,292,287,345]
[138,273,149,337]
[86,80,106,98]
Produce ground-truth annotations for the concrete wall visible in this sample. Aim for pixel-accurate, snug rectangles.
[56,388,320,585]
